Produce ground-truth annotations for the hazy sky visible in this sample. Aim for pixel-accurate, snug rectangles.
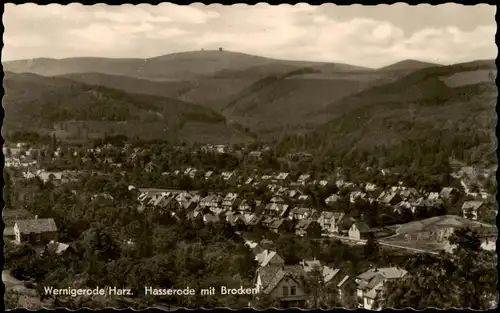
[3,3,497,67]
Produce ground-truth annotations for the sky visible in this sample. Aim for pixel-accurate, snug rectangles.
[3,3,497,67]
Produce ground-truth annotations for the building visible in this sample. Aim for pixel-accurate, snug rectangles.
[348,221,372,240]
[221,171,238,185]
[317,211,341,234]
[381,192,403,206]
[264,203,290,218]
[289,207,314,221]
[297,174,311,185]
[439,187,457,200]
[238,199,253,212]
[268,218,289,234]
[255,265,307,308]
[255,250,285,267]
[204,171,214,180]
[325,194,340,207]
[461,201,484,220]
[200,194,222,209]
[356,267,408,310]
[222,193,241,211]
[248,151,263,160]
[14,217,58,245]
[349,191,367,204]
[275,172,291,183]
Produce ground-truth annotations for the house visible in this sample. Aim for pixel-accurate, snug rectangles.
[204,171,214,180]
[261,175,273,183]
[381,192,403,206]
[349,191,367,204]
[264,203,290,217]
[294,219,321,237]
[394,201,416,214]
[289,207,310,220]
[297,174,311,185]
[14,217,58,245]
[325,194,340,207]
[364,183,377,192]
[300,260,341,285]
[318,180,329,187]
[317,211,340,234]
[428,192,440,201]
[238,200,253,212]
[300,259,322,272]
[226,213,245,228]
[246,214,263,227]
[200,194,222,209]
[297,195,311,203]
[276,172,291,183]
[184,167,195,176]
[222,193,241,211]
[336,275,357,299]
[240,213,258,226]
[155,195,182,214]
[461,201,484,220]
[336,214,354,236]
[255,250,285,267]
[276,186,289,196]
[399,188,419,201]
[288,190,302,199]
[255,265,307,308]
[188,169,199,179]
[270,196,285,204]
[221,171,238,185]
[268,218,289,234]
[43,240,77,256]
[248,151,263,160]
[367,188,384,201]
[439,187,457,200]
[348,221,372,240]
[203,213,221,224]
[356,267,408,309]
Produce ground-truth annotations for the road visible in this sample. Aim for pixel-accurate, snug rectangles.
[319,234,439,255]
[2,270,24,287]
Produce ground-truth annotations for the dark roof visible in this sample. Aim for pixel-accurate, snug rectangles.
[15,218,58,234]
[353,221,371,233]
[257,265,305,294]
[269,218,285,229]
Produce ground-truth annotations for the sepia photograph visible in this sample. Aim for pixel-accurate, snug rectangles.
[1,2,498,310]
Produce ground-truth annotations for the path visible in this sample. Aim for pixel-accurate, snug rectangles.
[2,270,24,287]
[319,234,439,255]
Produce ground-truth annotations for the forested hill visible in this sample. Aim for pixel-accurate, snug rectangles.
[2,72,253,144]
[277,59,497,171]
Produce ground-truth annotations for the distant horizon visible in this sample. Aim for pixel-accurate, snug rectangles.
[1,49,495,70]
[3,4,496,68]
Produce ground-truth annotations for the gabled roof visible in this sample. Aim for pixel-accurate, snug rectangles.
[46,241,71,254]
[462,201,484,211]
[352,221,371,233]
[295,218,313,230]
[256,250,284,267]
[257,265,305,295]
[15,218,58,234]
[357,267,408,284]
[337,275,350,288]
[269,218,286,229]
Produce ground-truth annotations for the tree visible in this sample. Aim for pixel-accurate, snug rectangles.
[364,233,380,261]
[378,229,498,309]
[303,265,340,308]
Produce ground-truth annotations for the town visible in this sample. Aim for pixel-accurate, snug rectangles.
[3,136,498,309]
